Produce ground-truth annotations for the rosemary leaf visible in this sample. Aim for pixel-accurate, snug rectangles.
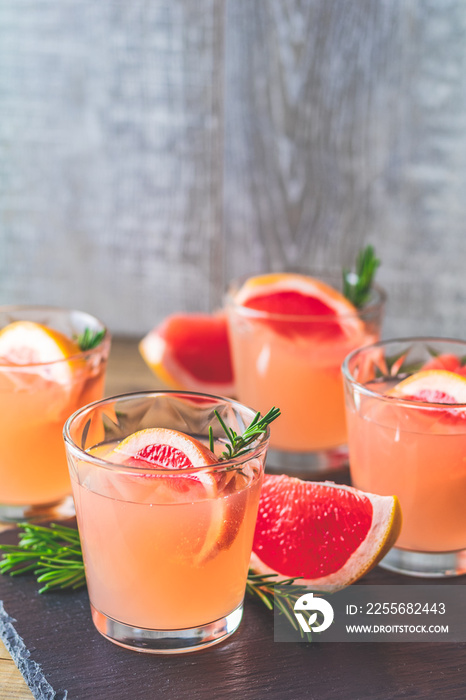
[342,244,380,308]
[216,406,281,460]
[75,328,105,351]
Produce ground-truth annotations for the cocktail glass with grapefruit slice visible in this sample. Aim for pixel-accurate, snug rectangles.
[63,390,269,653]
[226,272,385,474]
[343,337,466,577]
[0,306,110,522]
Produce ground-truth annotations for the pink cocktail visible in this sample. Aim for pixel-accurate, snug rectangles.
[64,391,268,653]
[343,337,466,577]
[227,272,385,473]
[0,306,110,521]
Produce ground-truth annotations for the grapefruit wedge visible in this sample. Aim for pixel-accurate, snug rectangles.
[387,369,466,404]
[0,320,82,385]
[139,313,235,396]
[422,353,466,375]
[107,428,233,563]
[109,427,219,496]
[232,273,364,340]
[250,475,401,590]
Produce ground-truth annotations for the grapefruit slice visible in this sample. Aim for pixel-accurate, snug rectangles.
[111,427,217,474]
[232,273,363,339]
[250,475,401,590]
[107,428,230,563]
[422,354,466,376]
[0,320,82,384]
[387,369,466,404]
[139,313,235,396]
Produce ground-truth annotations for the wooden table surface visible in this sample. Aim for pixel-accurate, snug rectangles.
[1,338,465,699]
[0,336,160,699]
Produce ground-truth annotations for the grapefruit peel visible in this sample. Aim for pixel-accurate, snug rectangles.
[0,321,82,384]
[139,313,235,397]
[232,273,364,340]
[107,427,266,565]
[422,353,466,375]
[108,427,228,564]
[234,273,356,314]
[111,427,218,469]
[387,369,466,404]
[250,476,401,591]
[100,411,278,564]
[109,427,219,496]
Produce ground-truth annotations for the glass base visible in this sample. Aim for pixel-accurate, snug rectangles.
[265,444,349,478]
[0,495,75,523]
[91,602,244,654]
[379,546,466,578]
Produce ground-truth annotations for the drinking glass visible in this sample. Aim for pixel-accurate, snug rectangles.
[342,337,466,577]
[0,306,110,521]
[63,391,268,654]
[226,273,385,475]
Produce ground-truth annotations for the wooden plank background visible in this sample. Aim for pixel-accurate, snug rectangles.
[1,0,466,339]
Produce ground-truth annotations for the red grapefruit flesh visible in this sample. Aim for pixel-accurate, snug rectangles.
[232,273,363,340]
[0,322,87,419]
[422,353,466,376]
[387,369,466,404]
[107,428,241,562]
[250,475,401,590]
[0,321,82,385]
[386,369,466,425]
[109,427,218,494]
[139,313,235,396]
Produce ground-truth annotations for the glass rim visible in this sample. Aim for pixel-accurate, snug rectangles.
[342,335,466,408]
[225,276,386,322]
[0,304,110,368]
[63,389,271,474]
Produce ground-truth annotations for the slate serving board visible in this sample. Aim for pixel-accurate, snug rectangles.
[1,527,465,700]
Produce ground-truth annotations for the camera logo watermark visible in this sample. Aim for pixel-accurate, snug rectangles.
[293,593,334,633]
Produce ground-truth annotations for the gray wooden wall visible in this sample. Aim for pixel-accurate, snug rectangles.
[1,1,466,339]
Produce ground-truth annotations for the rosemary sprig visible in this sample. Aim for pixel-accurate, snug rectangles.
[0,524,311,638]
[0,523,85,593]
[342,244,380,308]
[215,406,281,460]
[75,328,106,351]
[246,572,313,640]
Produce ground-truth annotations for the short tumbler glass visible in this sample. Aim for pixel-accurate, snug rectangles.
[63,391,268,654]
[343,337,466,577]
[0,306,110,522]
[226,274,385,475]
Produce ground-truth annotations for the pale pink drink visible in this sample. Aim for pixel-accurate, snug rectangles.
[0,306,110,521]
[64,391,268,653]
[343,337,466,577]
[227,273,385,474]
